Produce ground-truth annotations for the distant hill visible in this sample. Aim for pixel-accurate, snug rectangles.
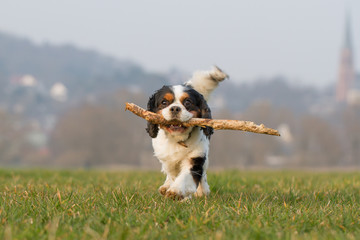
[0,31,168,98]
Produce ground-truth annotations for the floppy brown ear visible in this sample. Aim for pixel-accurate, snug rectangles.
[146,93,159,138]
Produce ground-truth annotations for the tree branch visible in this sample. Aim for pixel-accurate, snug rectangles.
[125,102,280,136]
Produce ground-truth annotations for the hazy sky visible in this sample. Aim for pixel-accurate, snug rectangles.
[0,0,359,87]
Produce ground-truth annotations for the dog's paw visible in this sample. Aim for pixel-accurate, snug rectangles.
[165,189,184,200]
[209,66,228,82]
[194,185,210,197]
[165,180,197,200]
[158,185,170,196]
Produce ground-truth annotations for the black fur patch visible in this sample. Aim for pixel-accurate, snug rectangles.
[190,156,206,187]
[183,86,213,139]
[146,86,174,138]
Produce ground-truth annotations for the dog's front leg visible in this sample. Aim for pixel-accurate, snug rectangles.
[166,169,197,200]
[165,158,198,200]
[158,175,173,196]
[165,156,206,200]
[195,173,210,197]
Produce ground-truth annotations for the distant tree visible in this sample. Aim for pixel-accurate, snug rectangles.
[210,103,295,168]
[242,102,295,166]
[0,111,31,165]
[49,90,156,168]
[296,115,343,167]
[210,109,248,168]
[343,107,360,165]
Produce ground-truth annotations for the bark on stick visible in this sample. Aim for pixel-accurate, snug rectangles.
[125,102,280,136]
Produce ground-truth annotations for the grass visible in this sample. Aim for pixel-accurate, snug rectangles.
[0,170,360,239]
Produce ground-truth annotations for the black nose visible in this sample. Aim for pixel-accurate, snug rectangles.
[170,106,181,113]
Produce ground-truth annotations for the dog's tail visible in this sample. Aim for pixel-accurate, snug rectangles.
[185,66,228,101]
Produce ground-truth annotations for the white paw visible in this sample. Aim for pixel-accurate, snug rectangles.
[195,183,210,197]
[209,66,228,82]
[166,182,197,199]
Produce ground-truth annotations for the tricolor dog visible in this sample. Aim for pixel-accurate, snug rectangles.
[146,66,228,200]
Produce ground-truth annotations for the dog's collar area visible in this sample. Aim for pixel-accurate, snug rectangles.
[177,141,188,148]
[177,129,194,148]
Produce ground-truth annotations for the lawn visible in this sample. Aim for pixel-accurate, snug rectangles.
[0,169,359,239]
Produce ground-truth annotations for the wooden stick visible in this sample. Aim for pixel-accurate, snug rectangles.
[125,102,280,136]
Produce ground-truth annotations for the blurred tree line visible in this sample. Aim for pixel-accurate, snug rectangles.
[1,88,359,169]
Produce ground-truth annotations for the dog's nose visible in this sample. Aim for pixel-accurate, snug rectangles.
[170,106,181,113]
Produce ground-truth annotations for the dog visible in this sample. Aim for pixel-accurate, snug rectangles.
[146,66,228,200]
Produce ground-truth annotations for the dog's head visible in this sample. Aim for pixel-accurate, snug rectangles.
[146,85,213,138]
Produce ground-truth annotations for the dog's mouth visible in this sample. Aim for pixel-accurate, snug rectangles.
[164,124,188,133]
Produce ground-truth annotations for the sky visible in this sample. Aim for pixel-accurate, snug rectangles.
[0,0,359,87]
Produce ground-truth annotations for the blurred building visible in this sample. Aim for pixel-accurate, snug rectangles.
[50,82,68,102]
[336,12,357,103]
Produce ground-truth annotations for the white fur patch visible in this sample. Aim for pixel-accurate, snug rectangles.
[185,66,227,101]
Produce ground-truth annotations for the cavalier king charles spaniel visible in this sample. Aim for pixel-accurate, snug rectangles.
[146,66,228,200]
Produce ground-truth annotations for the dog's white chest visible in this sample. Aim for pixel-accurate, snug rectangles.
[152,128,209,174]
[152,130,192,162]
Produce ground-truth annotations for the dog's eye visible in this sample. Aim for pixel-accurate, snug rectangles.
[161,100,168,106]
[184,99,192,108]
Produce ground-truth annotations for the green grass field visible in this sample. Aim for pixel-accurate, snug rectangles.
[0,170,360,240]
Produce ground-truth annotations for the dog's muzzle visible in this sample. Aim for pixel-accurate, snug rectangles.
[170,106,181,117]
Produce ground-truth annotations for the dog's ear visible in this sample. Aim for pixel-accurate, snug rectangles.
[146,122,159,138]
[198,95,214,138]
[146,93,159,138]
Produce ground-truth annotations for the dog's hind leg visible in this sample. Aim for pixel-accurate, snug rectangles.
[185,66,228,101]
